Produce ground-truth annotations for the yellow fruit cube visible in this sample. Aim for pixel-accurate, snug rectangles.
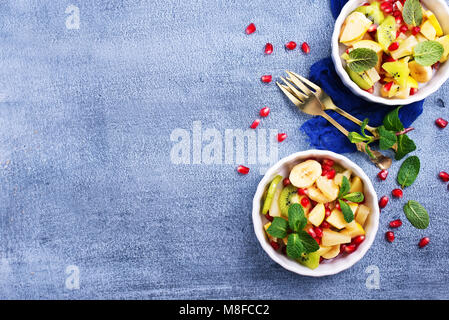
[437,35,449,63]
[326,208,349,229]
[420,20,437,40]
[425,10,443,37]
[355,204,370,226]
[308,203,325,227]
[321,245,340,259]
[349,176,364,193]
[340,221,365,238]
[321,229,351,247]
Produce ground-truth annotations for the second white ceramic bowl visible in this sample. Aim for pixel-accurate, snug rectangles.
[332,0,449,105]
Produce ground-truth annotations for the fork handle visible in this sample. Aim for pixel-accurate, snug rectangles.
[328,106,379,138]
[320,112,349,137]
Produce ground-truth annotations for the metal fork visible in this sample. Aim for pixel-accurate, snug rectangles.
[277,71,392,170]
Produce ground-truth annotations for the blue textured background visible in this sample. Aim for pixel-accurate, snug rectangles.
[0,0,448,299]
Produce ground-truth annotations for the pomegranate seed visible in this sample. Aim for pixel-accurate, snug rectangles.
[285,41,297,50]
[396,30,401,38]
[314,227,323,238]
[409,87,418,95]
[260,106,270,117]
[344,244,356,254]
[264,43,273,55]
[418,237,430,248]
[322,159,334,167]
[301,42,310,54]
[320,221,331,229]
[270,240,280,250]
[250,119,260,129]
[389,219,402,228]
[363,2,370,6]
[378,169,389,180]
[380,2,393,13]
[379,196,389,209]
[335,202,341,210]
[320,257,324,263]
[433,62,441,70]
[325,208,331,218]
[386,231,395,242]
[297,188,307,196]
[314,237,321,245]
[261,75,272,83]
[435,118,448,128]
[340,244,347,254]
[301,197,310,208]
[439,171,449,182]
[307,227,316,239]
[326,169,336,179]
[393,10,402,17]
[245,23,256,34]
[385,56,396,62]
[384,81,394,92]
[400,25,408,33]
[395,16,403,25]
[365,86,374,94]
[283,177,291,186]
[277,133,287,142]
[388,42,399,51]
[392,188,403,198]
[265,213,274,222]
[321,167,329,176]
[237,165,250,175]
[368,24,378,33]
[352,235,365,246]
[412,26,421,35]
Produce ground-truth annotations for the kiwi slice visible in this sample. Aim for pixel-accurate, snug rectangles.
[354,2,384,25]
[376,16,396,51]
[297,251,320,270]
[279,185,299,217]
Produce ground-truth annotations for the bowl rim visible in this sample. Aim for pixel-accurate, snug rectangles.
[331,0,449,106]
[252,150,379,277]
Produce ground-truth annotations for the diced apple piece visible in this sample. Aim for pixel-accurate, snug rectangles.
[321,229,351,247]
[365,67,381,83]
[348,202,359,215]
[340,221,365,238]
[349,176,364,193]
[317,246,332,256]
[308,203,325,227]
[321,245,340,259]
[420,20,437,40]
[334,169,352,186]
[355,204,370,226]
[424,10,443,37]
[437,35,449,62]
[316,176,339,201]
[415,33,428,43]
[395,85,410,99]
[340,12,373,43]
[390,35,418,60]
[326,208,349,229]
[409,60,432,83]
[307,186,332,204]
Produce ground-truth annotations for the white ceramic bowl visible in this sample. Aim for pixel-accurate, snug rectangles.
[252,150,379,277]
[332,0,449,105]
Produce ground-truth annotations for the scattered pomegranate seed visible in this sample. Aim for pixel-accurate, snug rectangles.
[277,133,287,142]
[237,165,250,175]
[285,41,297,50]
[389,219,403,228]
[433,62,441,70]
[298,188,307,196]
[250,119,260,129]
[260,106,270,117]
[320,221,331,229]
[418,237,430,248]
[386,231,395,242]
[384,81,394,92]
[409,87,418,95]
[378,169,389,180]
[270,240,280,250]
[400,25,408,33]
[283,177,291,186]
[392,188,403,198]
[335,202,341,210]
[344,244,357,254]
[368,24,378,33]
[325,208,331,218]
[301,197,310,208]
[261,75,272,83]
[439,171,449,182]
[435,118,448,128]
[301,42,310,54]
[412,26,421,35]
[314,227,323,238]
[388,42,399,51]
[245,23,256,35]
[352,235,365,246]
[326,169,336,180]
[379,196,389,209]
[264,43,273,55]
[380,2,393,14]
[307,227,316,239]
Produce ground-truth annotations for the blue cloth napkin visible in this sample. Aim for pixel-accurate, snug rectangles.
[301,0,424,153]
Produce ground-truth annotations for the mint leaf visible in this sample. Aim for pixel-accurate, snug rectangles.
[402,0,423,26]
[338,200,354,223]
[288,203,306,233]
[343,192,364,203]
[414,41,444,66]
[403,200,429,229]
[378,125,397,150]
[338,176,350,199]
[397,156,420,188]
[266,217,288,238]
[348,131,370,143]
[297,230,319,253]
[347,48,379,73]
[383,106,404,132]
[286,233,304,259]
[395,134,416,160]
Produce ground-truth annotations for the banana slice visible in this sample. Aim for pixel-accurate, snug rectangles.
[409,61,432,83]
[289,160,322,188]
[316,176,339,201]
[307,186,332,204]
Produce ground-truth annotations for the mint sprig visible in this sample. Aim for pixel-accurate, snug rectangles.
[402,0,423,27]
[397,156,420,188]
[346,48,379,73]
[414,41,444,66]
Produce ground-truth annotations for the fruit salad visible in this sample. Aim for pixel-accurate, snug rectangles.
[261,158,371,270]
[339,0,449,99]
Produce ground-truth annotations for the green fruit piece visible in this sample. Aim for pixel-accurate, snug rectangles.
[354,2,384,25]
[279,185,299,217]
[346,66,374,90]
[382,60,410,87]
[297,251,321,270]
[376,15,396,51]
[262,175,283,215]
